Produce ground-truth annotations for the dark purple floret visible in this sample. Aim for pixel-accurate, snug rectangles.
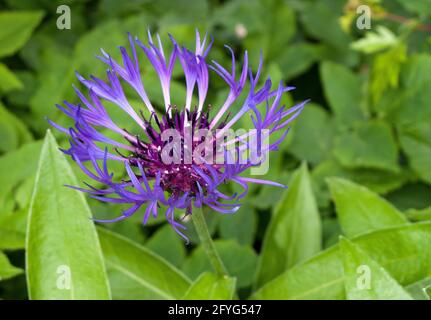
[49,30,307,241]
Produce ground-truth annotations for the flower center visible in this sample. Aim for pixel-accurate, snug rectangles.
[124,107,227,196]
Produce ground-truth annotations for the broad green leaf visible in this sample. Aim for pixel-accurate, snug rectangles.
[4,70,37,108]
[328,178,408,237]
[255,163,321,288]
[0,140,42,207]
[276,43,320,81]
[183,240,257,288]
[0,63,23,93]
[244,0,296,61]
[339,237,412,300]
[26,131,111,300]
[97,210,147,245]
[98,227,191,300]
[29,49,75,118]
[106,267,165,300]
[322,217,342,249]
[0,251,23,281]
[146,224,186,268]
[211,0,263,36]
[0,228,25,250]
[406,207,431,222]
[144,0,208,24]
[218,204,257,246]
[289,103,335,165]
[395,0,431,15]
[386,183,431,211]
[406,277,431,300]
[0,206,27,251]
[0,114,18,152]
[73,20,126,75]
[250,155,291,209]
[312,160,411,209]
[250,222,431,300]
[299,2,357,66]
[370,44,407,104]
[15,175,36,210]
[320,61,365,127]
[394,54,431,125]
[213,0,295,62]
[333,121,399,172]
[399,121,431,184]
[0,103,32,152]
[182,272,236,300]
[0,11,44,58]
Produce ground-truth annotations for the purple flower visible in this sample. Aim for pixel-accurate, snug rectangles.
[49,30,307,242]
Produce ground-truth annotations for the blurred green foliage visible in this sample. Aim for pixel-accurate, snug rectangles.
[1,0,431,300]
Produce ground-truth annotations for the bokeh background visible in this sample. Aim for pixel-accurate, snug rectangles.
[0,0,431,299]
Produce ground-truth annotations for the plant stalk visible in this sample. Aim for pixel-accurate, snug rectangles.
[192,207,228,276]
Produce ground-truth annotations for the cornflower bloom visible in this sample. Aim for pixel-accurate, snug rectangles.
[49,30,307,242]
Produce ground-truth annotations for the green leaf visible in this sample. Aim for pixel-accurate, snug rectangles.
[289,103,335,165]
[320,61,365,127]
[406,277,431,300]
[394,54,431,125]
[399,121,431,184]
[245,0,296,61]
[182,272,236,300]
[0,140,42,205]
[339,237,413,300]
[218,203,257,246]
[73,20,126,75]
[146,224,187,268]
[406,207,431,222]
[0,206,27,251]
[0,228,25,250]
[333,120,399,172]
[0,11,44,58]
[250,222,431,299]
[276,43,320,81]
[213,0,296,62]
[351,26,398,54]
[98,227,191,300]
[105,267,164,300]
[29,49,75,118]
[255,163,321,288]
[0,251,23,281]
[312,160,411,209]
[183,240,257,288]
[26,130,111,300]
[299,2,358,66]
[386,183,431,211]
[0,63,23,94]
[249,155,291,209]
[395,0,431,15]
[0,103,33,152]
[370,44,407,104]
[328,178,408,237]
[0,115,18,152]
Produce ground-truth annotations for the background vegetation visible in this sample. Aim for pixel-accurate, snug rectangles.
[0,0,431,299]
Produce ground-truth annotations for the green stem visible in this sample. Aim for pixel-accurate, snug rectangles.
[192,207,228,276]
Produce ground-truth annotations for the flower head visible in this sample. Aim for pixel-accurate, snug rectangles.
[49,30,307,242]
